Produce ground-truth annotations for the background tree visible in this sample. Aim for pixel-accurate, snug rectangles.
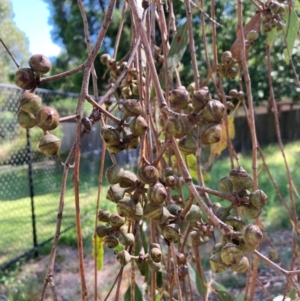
[0,0,29,84]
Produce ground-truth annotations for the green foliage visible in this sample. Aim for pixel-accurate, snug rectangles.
[0,0,30,83]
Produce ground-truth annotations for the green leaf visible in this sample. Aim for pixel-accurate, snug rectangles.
[266,26,277,47]
[195,267,207,297]
[283,8,299,64]
[124,282,143,301]
[92,236,104,271]
[156,271,163,288]
[167,21,189,73]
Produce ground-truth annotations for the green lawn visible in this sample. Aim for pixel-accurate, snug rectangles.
[0,156,113,266]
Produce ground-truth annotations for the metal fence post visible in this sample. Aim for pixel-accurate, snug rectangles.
[26,128,38,257]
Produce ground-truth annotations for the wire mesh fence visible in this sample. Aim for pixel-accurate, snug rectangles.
[0,83,138,270]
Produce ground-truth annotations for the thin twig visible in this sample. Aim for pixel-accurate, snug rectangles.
[0,38,20,68]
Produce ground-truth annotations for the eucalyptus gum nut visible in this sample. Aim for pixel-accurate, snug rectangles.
[143,203,163,221]
[19,92,42,115]
[17,111,36,129]
[100,125,121,146]
[163,223,180,242]
[159,207,174,225]
[123,134,140,149]
[147,259,161,272]
[176,253,186,265]
[242,224,263,249]
[119,232,135,247]
[29,54,51,74]
[118,170,138,188]
[164,117,188,139]
[249,189,268,209]
[106,144,124,154]
[106,184,125,203]
[129,115,148,137]
[179,220,189,234]
[14,68,36,90]
[123,99,142,119]
[201,123,222,144]
[211,243,224,255]
[105,235,119,249]
[209,252,229,273]
[150,247,162,263]
[212,203,232,221]
[98,209,111,222]
[220,243,244,265]
[192,88,211,113]
[221,51,232,63]
[95,224,109,238]
[225,215,246,231]
[229,89,239,99]
[229,166,253,193]
[246,30,259,41]
[106,164,125,185]
[218,176,233,193]
[178,134,197,155]
[116,250,132,266]
[164,175,179,189]
[235,237,255,252]
[186,204,202,223]
[38,133,61,156]
[167,203,182,216]
[100,53,110,65]
[109,213,126,228]
[190,231,209,246]
[187,82,195,96]
[169,88,189,110]
[201,99,225,123]
[163,167,175,177]
[178,265,189,280]
[241,204,262,219]
[117,197,137,218]
[138,165,159,184]
[268,249,279,261]
[36,106,59,131]
[231,256,250,273]
[148,182,167,205]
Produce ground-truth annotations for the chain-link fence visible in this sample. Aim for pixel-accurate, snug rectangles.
[0,83,138,270]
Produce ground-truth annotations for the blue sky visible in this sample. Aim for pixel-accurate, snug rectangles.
[11,0,63,58]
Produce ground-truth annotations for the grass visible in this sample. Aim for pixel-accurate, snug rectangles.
[0,154,115,267]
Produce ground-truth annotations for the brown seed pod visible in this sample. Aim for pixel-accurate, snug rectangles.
[116,250,132,266]
[190,231,209,246]
[98,209,111,223]
[221,51,232,63]
[36,106,59,131]
[150,247,162,263]
[143,203,164,221]
[209,252,229,273]
[95,224,109,238]
[138,165,159,184]
[119,232,135,247]
[249,189,268,209]
[100,53,111,65]
[100,125,121,146]
[14,68,36,90]
[211,203,232,221]
[163,223,180,242]
[118,170,138,188]
[17,111,36,129]
[123,134,140,149]
[211,243,224,255]
[192,88,211,113]
[106,164,125,185]
[178,134,197,155]
[123,99,142,120]
[109,213,126,228]
[29,54,52,75]
[225,215,246,231]
[201,123,222,145]
[147,182,168,206]
[218,176,233,193]
[201,100,225,124]
[229,166,253,193]
[129,115,148,137]
[241,204,262,219]
[176,253,186,265]
[186,204,202,223]
[106,184,125,203]
[147,258,161,272]
[229,89,239,99]
[220,243,244,265]
[38,133,61,156]
[104,235,119,248]
[164,117,189,139]
[117,197,143,221]
[19,92,42,115]
[178,265,189,280]
[231,256,250,273]
[164,175,180,189]
[242,224,263,250]
[169,88,189,110]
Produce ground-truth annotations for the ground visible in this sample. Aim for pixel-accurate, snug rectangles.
[1,229,298,301]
